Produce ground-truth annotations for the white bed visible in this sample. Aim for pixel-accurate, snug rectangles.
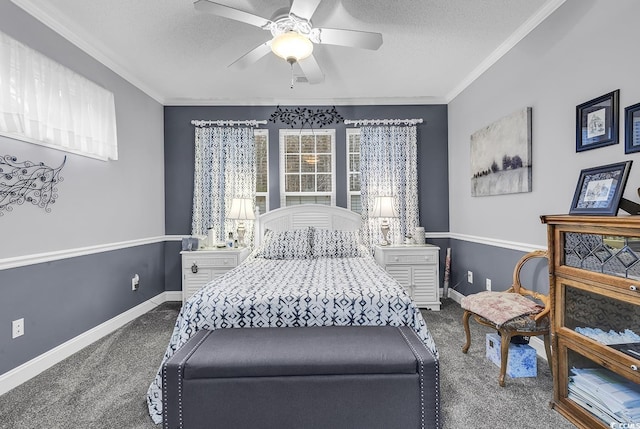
[147,204,438,424]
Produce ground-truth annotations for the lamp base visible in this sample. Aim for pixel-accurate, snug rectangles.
[380,221,390,246]
[236,222,246,248]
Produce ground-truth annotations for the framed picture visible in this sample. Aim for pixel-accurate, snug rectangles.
[470,107,532,197]
[576,90,619,152]
[569,160,632,215]
[625,102,640,154]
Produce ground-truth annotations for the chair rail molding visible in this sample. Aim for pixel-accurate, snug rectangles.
[0,236,169,271]
[1,233,543,271]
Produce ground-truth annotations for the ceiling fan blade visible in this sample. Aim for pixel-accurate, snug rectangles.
[229,42,272,69]
[297,54,324,84]
[289,0,322,21]
[194,0,271,28]
[316,28,383,50]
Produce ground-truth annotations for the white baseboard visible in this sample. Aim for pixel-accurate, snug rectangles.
[444,288,547,362]
[164,291,182,302]
[447,288,464,304]
[0,291,180,397]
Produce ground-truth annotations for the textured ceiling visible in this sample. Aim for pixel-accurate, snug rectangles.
[10,0,565,105]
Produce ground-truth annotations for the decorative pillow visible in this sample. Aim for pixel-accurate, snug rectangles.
[255,227,312,259]
[312,228,362,258]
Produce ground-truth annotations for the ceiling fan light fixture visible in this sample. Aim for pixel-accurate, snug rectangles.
[270,31,313,63]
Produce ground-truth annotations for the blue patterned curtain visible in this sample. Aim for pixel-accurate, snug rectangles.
[191,126,256,245]
[360,125,419,248]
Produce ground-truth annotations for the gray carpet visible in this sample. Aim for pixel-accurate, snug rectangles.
[0,299,576,428]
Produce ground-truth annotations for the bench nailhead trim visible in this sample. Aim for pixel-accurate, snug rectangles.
[176,331,212,429]
[398,327,426,429]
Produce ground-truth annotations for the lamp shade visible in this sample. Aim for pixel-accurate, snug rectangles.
[371,196,398,218]
[271,31,313,62]
[228,198,256,220]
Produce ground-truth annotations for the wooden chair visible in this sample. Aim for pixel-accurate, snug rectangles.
[461,250,551,386]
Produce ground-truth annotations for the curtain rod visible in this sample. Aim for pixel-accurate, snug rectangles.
[191,119,268,127]
[343,118,424,126]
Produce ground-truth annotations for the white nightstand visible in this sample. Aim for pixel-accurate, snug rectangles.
[180,247,250,302]
[373,244,441,311]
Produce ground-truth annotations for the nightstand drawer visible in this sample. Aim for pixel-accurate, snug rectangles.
[384,253,436,265]
[181,248,250,302]
[182,254,238,268]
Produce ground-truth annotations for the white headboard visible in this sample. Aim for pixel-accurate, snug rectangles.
[255,204,361,247]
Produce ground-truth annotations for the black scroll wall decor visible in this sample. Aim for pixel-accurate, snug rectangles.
[0,155,66,216]
[269,106,344,129]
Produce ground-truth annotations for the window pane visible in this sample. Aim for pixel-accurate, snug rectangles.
[314,195,331,205]
[349,173,360,191]
[316,135,331,153]
[286,155,300,173]
[256,175,268,193]
[301,174,315,192]
[317,174,332,192]
[317,154,331,172]
[301,156,316,172]
[286,195,331,206]
[350,195,362,213]
[285,174,300,192]
[301,135,315,153]
[285,136,299,153]
[255,195,267,215]
[348,135,360,153]
[349,153,359,172]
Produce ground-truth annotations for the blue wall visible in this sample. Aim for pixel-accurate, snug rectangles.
[0,243,166,375]
[163,104,450,290]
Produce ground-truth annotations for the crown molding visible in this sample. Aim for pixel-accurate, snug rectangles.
[10,0,166,104]
[12,0,564,107]
[163,95,448,106]
[445,0,567,103]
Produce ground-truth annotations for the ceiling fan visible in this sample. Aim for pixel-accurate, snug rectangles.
[194,0,383,85]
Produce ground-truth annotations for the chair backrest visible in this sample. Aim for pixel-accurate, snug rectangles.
[508,249,550,320]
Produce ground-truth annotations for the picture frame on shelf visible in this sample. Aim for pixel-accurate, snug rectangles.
[625,102,640,154]
[576,90,619,152]
[569,160,632,216]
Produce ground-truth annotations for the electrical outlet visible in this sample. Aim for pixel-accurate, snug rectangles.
[486,278,492,291]
[12,318,24,339]
[131,274,140,291]
[467,271,473,284]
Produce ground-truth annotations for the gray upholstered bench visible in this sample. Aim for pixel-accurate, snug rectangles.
[162,326,440,429]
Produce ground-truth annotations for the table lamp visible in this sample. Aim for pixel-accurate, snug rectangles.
[228,198,256,247]
[371,196,398,245]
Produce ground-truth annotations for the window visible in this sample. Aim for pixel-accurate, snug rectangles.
[0,30,117,160]
[280,129,335,206]
[254,129,269,214]
[346,128,361,213]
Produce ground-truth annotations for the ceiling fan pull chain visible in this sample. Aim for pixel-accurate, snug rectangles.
[290,62,295,89]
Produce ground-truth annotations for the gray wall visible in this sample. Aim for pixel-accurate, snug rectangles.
[0,1,165,375]
[163,104,449,290]
[447,0,640,295]
[0,244,166,375]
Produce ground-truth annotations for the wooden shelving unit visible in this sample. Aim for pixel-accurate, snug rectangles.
[541,215,640,428]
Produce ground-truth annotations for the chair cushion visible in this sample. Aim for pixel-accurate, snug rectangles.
[475,312,550,331]
[461,291,545,328]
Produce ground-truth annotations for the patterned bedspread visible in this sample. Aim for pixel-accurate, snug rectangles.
[146,254,439,424]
